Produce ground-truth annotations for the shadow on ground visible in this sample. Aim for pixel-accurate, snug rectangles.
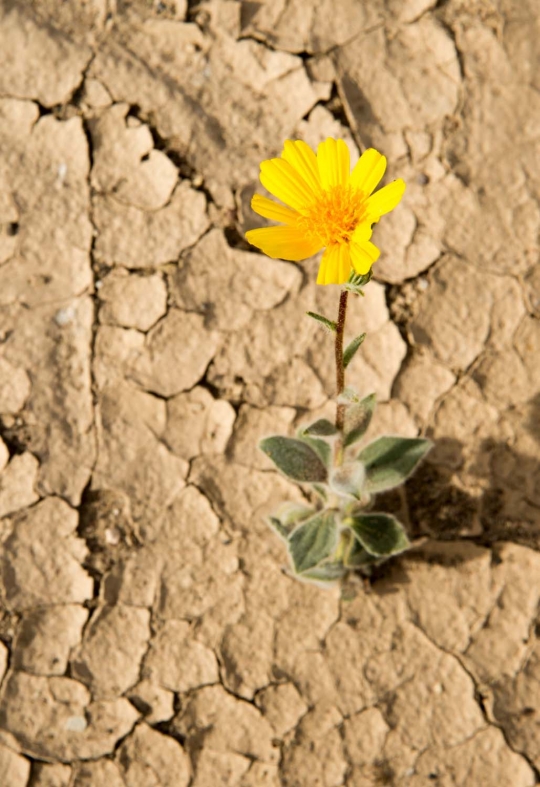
[372,395,540,583]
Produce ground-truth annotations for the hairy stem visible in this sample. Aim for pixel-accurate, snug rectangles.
[335,289,348,431]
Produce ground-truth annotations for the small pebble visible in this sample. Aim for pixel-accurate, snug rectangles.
[65,715,87,732]
[54,306,76,326]
[105,526,121,545]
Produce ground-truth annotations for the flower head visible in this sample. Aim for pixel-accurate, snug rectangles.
[245,139,405,285]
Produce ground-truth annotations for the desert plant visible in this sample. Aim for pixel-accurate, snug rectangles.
[246,139,432,585]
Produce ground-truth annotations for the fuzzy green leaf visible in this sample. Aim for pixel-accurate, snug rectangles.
[268,502,315,539]
[343,393,376,448]
[344,538,374,568]
[312,483,328,501]
[343,333,366,369]
[348,513,410,557]
[306,311,337,332]
[260,436,328,483]
[329,461,365,499]
[303,419,339,437]
[301,560,346,583]
[288,510,338,574]
[337,386,361,405]
[297,432,332,468]
[358,436,433,493]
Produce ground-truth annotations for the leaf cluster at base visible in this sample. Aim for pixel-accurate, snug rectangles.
[259,390,433,586]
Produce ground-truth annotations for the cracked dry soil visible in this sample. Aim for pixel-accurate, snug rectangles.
[0,0,540,785]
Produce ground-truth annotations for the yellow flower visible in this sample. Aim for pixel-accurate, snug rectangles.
[245,138,406,285]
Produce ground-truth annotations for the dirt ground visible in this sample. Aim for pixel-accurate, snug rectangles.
[1,0,540,784]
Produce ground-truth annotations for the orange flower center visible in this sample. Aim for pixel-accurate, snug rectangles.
[295,184,367,247]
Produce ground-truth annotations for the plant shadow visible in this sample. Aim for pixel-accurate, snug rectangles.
[367,395,540,588]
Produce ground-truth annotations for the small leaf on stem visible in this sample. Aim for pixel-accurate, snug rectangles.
[337,386,361,404]
[306,311,337,332]
[303,419,339,437]
[343,333,366,369]
[343,393,376,448]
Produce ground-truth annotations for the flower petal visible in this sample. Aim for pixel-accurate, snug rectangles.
[246,226,321,261]
[260,158,316,211]
[349,238,381,275]
[281,140,321,196]
[251,194,298,224]
[351,222,373,243]
[337,243,351,284]
[316,243,351,285]
[350,149,387,195]
[317,138,350,190]
[316,246,332,285]
[366,179,406,219]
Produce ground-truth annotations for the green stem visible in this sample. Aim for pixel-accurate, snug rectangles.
[334,527,352,563]
[335,289,348,431]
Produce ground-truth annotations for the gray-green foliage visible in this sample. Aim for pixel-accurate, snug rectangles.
[343,393,376,448]
[259,390,432,586]
[268,501,314,539]
[358,436,432,493]
[329,462,365,499]
[347,513,410,557]
[296,430,332,468]
[303,419,339,437]
[343,333,366,369]
[259,436,328,483]
[288,510,338,573]
[306,311,337,332]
